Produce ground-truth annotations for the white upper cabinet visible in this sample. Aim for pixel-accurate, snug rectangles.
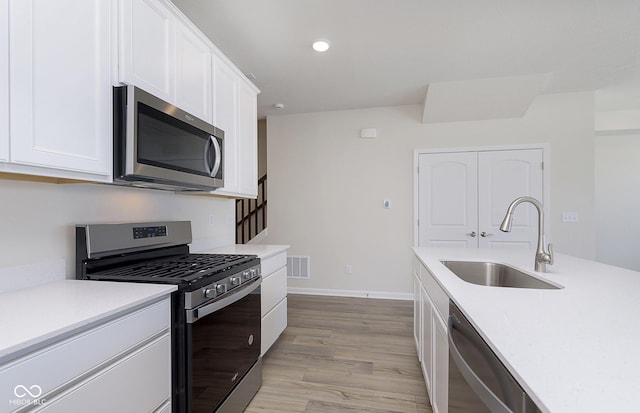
[120,0,215,124]
[212,54,259,199]
[0,0,8,162]
[237,80,258,197]
[119,0,175,102]
[175,24,213,123]
[7,0,112,178]
[213,56,239,193]
[119,0,259,198]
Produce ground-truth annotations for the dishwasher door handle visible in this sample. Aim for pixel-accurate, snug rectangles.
[448,317,515,413]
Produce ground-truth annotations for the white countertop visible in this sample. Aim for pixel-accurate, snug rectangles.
[413,247,640,413]
[199,244,290,260]
[0,280,176,363]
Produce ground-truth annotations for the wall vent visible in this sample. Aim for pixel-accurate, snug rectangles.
[287,256,310,279]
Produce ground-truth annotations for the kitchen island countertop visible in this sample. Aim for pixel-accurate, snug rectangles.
[413,247,640,413]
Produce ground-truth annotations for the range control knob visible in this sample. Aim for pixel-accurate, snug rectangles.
[249,268,258,278]
[242,271,251,281]
[215,284,227,294]
[204,288,216,298]
[230,277,241,286]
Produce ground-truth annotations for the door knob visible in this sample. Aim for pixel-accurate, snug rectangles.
[480,232,492,237]
[467,232,477,237]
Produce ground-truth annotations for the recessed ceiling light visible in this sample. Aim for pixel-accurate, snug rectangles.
[273,103,285,109]
[312,39,330,52]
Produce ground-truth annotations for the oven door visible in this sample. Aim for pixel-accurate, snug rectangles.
[185,278,261,413]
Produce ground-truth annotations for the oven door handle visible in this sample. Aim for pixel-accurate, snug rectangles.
[186,277,261,324]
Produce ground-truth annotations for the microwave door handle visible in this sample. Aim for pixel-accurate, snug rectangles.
[448,317,515,413]
[203,136,213,174]
[210,136,221,177]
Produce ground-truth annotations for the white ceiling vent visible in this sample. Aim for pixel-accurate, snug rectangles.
[287,256,310,279]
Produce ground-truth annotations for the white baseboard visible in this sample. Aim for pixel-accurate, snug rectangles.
[287,287,412,301]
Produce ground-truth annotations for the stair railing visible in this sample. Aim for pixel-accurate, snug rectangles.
[236,174,267,244]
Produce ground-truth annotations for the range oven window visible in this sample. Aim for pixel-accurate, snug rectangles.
[187,284,261,413]
[137,102,221,179]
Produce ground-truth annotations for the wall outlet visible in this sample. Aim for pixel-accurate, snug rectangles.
[345,265,353,274]
[562,212,579,223]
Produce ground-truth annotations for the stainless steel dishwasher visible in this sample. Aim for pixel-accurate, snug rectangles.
[448,301,543,413]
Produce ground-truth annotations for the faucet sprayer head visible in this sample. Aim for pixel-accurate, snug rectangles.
[499,212,513,232]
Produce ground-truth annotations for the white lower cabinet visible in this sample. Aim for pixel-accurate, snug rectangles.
[414,255,449,413]
[432,313,449,413]
[35,335,170,413]
[260,251,288,355]
[0,298,172,413]
[413,274,421,358]
[420,284,433,395]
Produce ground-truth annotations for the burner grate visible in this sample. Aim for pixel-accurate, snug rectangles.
[90,254,255,284]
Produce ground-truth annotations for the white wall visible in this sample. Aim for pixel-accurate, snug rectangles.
[0,178,235,279]
[264,91,596,295]
[595,133,640,270]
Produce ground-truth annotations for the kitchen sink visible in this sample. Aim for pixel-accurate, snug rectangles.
[441,261,561,290]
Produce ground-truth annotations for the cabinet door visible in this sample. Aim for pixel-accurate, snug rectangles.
[213,57,239,193]
[478,149,543,248]
[432,313,449,413]
[9,0,111,175]
[0,0,8,162]
[237,80,258,197]
[413,274,421,355]
[418,152,478,247]
[120,0,175,102]
[420,285,433,395]
[175,23,212,123]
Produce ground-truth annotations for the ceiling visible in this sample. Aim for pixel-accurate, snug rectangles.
[171,0,640,119]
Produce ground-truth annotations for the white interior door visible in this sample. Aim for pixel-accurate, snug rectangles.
[417,148,545,249]
[477,149,543,249]
[418,152,478,247]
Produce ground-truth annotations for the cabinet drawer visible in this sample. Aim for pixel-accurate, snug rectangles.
[420,265,449,322]
[34,334,171,413]
[261,297,287,356]
[261,252,286,279]
[261,267,287,316]
[0,298,170,410]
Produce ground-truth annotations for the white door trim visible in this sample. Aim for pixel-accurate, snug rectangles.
[413,143,551,247]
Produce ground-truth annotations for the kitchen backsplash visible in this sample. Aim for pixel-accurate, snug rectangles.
[0,178,236,283]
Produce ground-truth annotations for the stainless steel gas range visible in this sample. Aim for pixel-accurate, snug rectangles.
[75,221,262,413]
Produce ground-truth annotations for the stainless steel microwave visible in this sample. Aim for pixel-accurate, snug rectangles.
[113,85,224,191]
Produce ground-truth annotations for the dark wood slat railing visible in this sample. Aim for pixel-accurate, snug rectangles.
[236,174,267,244]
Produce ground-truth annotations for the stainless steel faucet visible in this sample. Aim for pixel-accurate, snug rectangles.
[499,196,554,272]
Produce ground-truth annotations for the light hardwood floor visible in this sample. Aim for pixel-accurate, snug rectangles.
[246,294,432,413]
